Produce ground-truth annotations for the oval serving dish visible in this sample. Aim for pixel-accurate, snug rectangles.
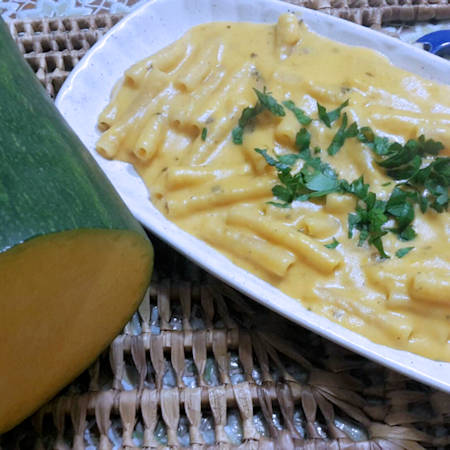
[56,0,450,392]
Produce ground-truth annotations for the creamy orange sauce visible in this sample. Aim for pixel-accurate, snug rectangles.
[97,14,450,360]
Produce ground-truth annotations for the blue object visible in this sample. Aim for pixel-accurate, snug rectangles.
[416,30,450,57]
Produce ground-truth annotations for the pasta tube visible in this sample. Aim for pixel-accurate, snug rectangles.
[203,223,296,277]
[410,272,450,305]
[166,165,251,190]
[166,176,274,217]
[226,207,341,274]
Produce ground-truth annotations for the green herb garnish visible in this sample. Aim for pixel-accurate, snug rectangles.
[385,187,416,238]
[201,127,207,141]
[358,127,449,213]
[282,100,312,125]
[327,112,358,156]
[395,247,414,258]
[254,148,300,172]
[232,103,264,144]
[295,128,311,152]
[324,238,340,249]
[253,87,285,116]
[255,147,340,207]
[342,177,390,258]
[232,87,284,144]
[233,89,448,258]
[317,99,349,128]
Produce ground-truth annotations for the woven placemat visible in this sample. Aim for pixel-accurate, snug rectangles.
[2,8,450,449]
[6,0,450,98]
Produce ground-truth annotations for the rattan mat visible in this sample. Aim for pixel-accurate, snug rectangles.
[2,6,450,449]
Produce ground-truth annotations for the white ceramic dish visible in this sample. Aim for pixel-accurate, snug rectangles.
[56,0,450,391]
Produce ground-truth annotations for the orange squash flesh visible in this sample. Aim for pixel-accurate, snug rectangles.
[0,229,153,432]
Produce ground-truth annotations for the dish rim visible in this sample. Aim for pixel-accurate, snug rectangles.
[56,0,450,392]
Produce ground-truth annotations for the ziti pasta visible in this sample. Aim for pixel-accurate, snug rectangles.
[97,14,450,361]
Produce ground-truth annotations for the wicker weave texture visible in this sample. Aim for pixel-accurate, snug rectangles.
[8,14,123,97]
[2,240,449,449]
[7,0,450,97]
[2,9,450,450]
[290,0,450,27]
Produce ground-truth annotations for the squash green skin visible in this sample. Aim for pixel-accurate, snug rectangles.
[0,18,145,251]
[0,18,153,432]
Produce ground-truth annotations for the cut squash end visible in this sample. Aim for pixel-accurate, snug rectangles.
[0,229,153,432]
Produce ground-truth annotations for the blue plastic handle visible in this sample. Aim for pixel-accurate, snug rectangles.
[416,30,450,57]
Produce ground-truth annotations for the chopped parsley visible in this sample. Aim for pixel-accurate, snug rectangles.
[296,128,310,152]
[282,100,312,125]
[233,89,448,257]
[317,99,349,128]
[385,187,416,240]
[342,177,389,258]
[327,112,358,156]
[232,103,264,144]
[358,127,449,213]
[255,147,340,207]
[201,127,207,141]
[254,148,300,173]
[253,87,286,116]
[395,247,414,258]
[232,87,284,144]
[324,238,340,249]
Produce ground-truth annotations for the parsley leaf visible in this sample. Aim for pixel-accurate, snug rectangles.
[372,137,392,156]
[415,158,450,212]
[398,225,417,241]
[282,100,312,125]
[324,238,340,249]
[243,90,448,258]
[344,183,418,252]
[278,153,301,167]
[295,128,311,152]
[415,134,444,156]
[317,99,349,128]
[377,142,413,169]
[386,187,416,234]
[297,145,340,191]
[357,127,391,156]
[253,88,285,116]
[232,87,286,144]
[343,177,390,258]
[369,230,389,259]
[395,247,414,258]
[272,184,295,204]
[304,171,340,195]
[231,127,244,145]
[359,127,449,214]
[327,113,358,156]
[254,148,299,172]
[376,139,427,181]
[255,146,341,206]
[232,103,264,144]
[201,127,207,141]
[357,126,375,144]
[341,176,369,200]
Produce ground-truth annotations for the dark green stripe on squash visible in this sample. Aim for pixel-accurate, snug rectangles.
[0,18,153,432]
[0,20,144,249]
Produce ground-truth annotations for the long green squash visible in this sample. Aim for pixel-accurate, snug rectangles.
[0,19,153,432]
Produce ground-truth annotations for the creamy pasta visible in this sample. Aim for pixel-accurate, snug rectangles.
[97,14,450,361]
